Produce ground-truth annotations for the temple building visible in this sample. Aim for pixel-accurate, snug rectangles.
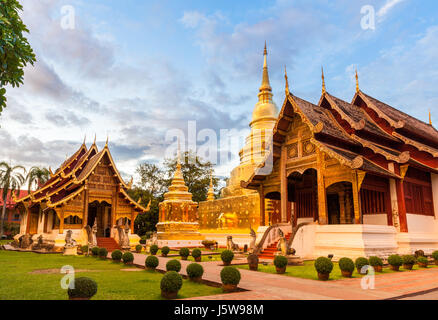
[14,138,149,250]
[241,68,438,258]
[198,44,278,241]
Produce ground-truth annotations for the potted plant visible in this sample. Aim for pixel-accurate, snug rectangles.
[274,255,288,274]
[369,256,383,272]
[201,240,215,250]
[247,253,259,271]
[432,251,438,266]
[355,257,369,275]
[388,254,402,271]
[179,247,190,261]
[160,271,183,299]
[91,247,99,257]
[111,249,122,262]
[98,247,108,260]
[220,266,241,292]
[191,248,202,262]
[221,250,234,266]
[135,244,142,253]
[139,235,147,244]
[314,257,334,280]
[150,244,159,255]
[145,255,159,271]
[161,246,170,257]
[417,256,428,268]
[122,252,134,265]
[339,257,355,278]
[166,259,182,272]
[67,277,98,300]
[186,263,204,282]
[402,255,416,270]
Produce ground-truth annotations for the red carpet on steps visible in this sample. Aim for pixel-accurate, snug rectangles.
[96,237,120,251]
[258,233,291,259]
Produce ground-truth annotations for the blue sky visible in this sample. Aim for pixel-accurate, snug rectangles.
[1,0,437,183]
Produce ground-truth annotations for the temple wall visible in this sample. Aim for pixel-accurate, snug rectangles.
[363,214,387,226]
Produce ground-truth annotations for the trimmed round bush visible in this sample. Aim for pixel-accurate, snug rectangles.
[432,251,438,261]
[161,246,170,256]
[314,257,334,274]
[81,245,89,254]
[139,236,147,244]
[415,250,425,258]
[111,249,122,261]
[221,250,234,264]
[122,251,134,264]
[67,277,98,299]
[418,256,428,266]
[388,254,403,266]
[274,255,288,269]
[145,255,159,269]
[150,244,159,255]
[98,247,108,259]
[91,247,99,256]
[186,263,204,279]
[402,255,416,265]
[191,248,202,259]
[220,266,241,285]
[179,247,190,258]
[160,271,183,293]
[135,244,142,253]
[355,257,369,270]
[339,257,355,272]
[369,256,383,267]
[166,259,182,272]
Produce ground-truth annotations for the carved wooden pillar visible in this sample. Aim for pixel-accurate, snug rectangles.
[339,191,346,224]
[395,179,408,232]
[25,206,31,234]
[345,189,352,224]
[83,185,89,228]
[352,170,366,224]
[259,185,265,226]
[130,208,135,233]
[280,145,288,223]
[317,152,327,224]
[110,191,116,227]
[59,206,65,234]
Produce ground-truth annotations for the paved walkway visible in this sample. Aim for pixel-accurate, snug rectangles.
[128,253,438,300]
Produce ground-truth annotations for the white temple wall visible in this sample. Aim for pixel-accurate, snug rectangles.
[363,214,387,226]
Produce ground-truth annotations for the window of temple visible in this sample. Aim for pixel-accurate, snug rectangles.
[64,215,83,225]
[403,167,434,216]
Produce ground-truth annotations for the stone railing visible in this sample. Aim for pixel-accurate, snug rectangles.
[254,223,291,255]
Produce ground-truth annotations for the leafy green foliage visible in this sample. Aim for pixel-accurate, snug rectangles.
[81,245,89,254]
[368,256,383,267]
[67,277,97,299]
[150,244,158,255]
[388,254,402,267]
[26,167,50,192]
[91,247,99,256]
[98,247,108,259]
[221,250,234,263]
[273,255,288,268]
[179,247,190,258]
[355,257,369,270]
[314,257,334,274]
[166,259,181,272]
[191,248,201,258]
[186,263,204,279]
[111,250,122,261]
[432,251,438,261]
[161,246,170,255]
[135,244,142,253]
[338,257,354,272]
[417,256,428,266]
[220,266,241,285]
[122,252,134,264]
[0,0,36,113]
[145,255,159,269]
[402,255,416,265]
[160,271,183,293]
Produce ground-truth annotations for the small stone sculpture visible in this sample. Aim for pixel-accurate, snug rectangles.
[226,236,239,251]
[249,226,257,253]
[276,229,287,256]
[20,234,33,249]
[64,230,77,248]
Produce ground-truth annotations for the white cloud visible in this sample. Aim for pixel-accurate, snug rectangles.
[377,0,405,21]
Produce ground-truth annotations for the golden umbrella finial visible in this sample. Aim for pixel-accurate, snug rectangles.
[105,135,109,148]
[355,68,360,93]
[321,66,326,94]
[284,65,289,94]
[429,109,433,126]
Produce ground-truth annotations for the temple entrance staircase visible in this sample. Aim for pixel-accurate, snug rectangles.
[258,233,291,259]
[96,237,120,252]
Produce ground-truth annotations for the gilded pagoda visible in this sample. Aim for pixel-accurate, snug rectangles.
[14,138,149,250]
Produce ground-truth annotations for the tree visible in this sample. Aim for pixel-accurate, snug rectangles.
[26,166,50,191]
[0,162,26,238]
[0,0,36,114]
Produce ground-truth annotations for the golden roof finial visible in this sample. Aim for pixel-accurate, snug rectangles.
[105,135,109,148]
[259,41,272,93]
[82,134,86,146]
[207,170,215,201]
[321,66,326,94]
[355,68,359,93]
[429,109,433,126]
[284,65,289,94]
[93,134,96,145]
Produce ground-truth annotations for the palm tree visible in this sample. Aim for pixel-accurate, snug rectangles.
[26,166,50,192]
[0,162,26,238]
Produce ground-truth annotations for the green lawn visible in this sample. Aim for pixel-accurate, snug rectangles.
[237,260,438,281]
[0,240,12,245]
[0,251,222,300]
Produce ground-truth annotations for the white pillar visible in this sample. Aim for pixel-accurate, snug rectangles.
[431,173,438,220]
[389,178,400,231]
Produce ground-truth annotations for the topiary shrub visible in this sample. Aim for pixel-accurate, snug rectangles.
[139,236,147,244]
[220,266,241,292]
[369,256,383,272]
[91,247,99,256]
[150,244,159,255]
[417,256,428,268]
[355,257,369,274]
[274,255,288,271]
[402,255,416,270]
[191,248,202,262]
[161,246,170,257]
[247,253,259,271]
[388,254,402,271]
[415,250,425,258]
[145,255,159,270]
[338,257,355,275]
[111,249,122,262]
[67,277,98,300]
[186,263,204,281]
[314,257,334,280]
[122,252,134,264]
[160,271,183,299]
[179,248,190,260]
[166,259,182,272]
[221,250,234,266]
[98,247,108,259]
[135,244,142,253]
[81,245,89,255]
[432,251,438,264]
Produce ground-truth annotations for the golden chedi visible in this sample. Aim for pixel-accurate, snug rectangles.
[156,155,204,246]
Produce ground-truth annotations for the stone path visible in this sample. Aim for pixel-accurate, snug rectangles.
[128,253,438,300]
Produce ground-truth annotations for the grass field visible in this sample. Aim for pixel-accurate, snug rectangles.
[0,240,12,245]
[0,250,222,300]
[236,260,438,281]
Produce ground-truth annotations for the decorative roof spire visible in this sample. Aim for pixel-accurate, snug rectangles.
[105,135,109,148]
[207,171,215,201]
[284,65,289,95]
[321,66,326,94]
[259,41,272,93]
[93,134,96,145]
[355,68,359,93]
[82,134,86,146]
[429,109,433,126]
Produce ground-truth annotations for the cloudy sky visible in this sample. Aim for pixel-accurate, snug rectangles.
[1,0,437,183]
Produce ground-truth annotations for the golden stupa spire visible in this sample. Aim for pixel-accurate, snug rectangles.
[284,65,289,94]
[429,109,433,126]
[259,41,272,93]
[321,66,326,94]
[207,171,215,201]
[355,68,360,93]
